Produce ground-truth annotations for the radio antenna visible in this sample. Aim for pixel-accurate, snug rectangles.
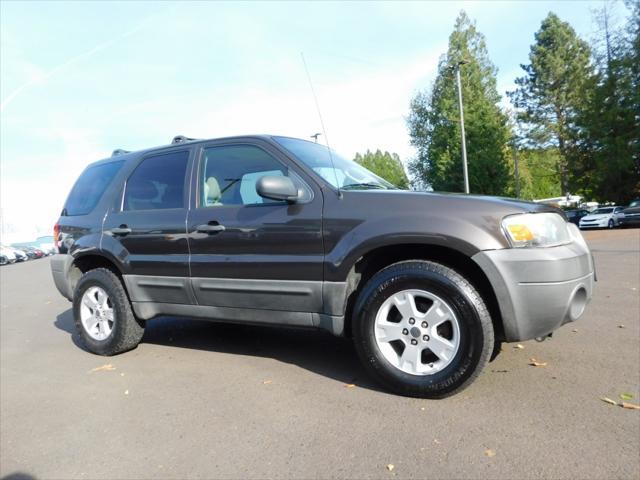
[300,52,342,196]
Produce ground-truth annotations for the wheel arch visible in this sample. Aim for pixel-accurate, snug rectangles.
[68,252,125,298]
[341,243,504,342]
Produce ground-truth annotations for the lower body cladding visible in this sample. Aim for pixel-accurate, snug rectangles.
[123,276,347,336]
[472,240,595,342]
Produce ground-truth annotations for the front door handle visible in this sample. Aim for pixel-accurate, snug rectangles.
[111,225,132,236]
[196,223,226,234]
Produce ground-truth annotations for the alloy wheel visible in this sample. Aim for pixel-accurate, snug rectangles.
[374,289,461,375]
[80,286,115,341]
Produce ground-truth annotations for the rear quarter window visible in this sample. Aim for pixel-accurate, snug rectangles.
[64,160,124,216]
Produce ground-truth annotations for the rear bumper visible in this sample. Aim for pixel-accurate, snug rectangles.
[50,254,74,301]
[472,235,594,342]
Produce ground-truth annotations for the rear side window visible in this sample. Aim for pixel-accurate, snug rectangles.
[124,150,189,211]
[64,160,124,216]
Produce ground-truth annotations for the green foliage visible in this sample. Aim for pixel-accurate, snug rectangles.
[407,11,510,195]
[511,148,562,201]
[572,1,640,204]
[354,150,409,188]
[509,13,594,195]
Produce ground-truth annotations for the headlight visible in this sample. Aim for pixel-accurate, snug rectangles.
[502,213,572,248]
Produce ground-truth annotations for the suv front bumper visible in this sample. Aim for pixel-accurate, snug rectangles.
[472,238,594,342]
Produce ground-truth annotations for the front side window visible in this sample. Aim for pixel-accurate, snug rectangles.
[124,150,188,211]
[273,136,397,190]
[200,145,292,207]
[64,160,124,216]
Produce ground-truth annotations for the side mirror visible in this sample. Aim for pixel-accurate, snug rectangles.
[256,175,299,203]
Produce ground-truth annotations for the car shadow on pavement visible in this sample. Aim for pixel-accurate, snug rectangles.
[1,472,38,480]
[54,309,384,393]
[54,309,89,352]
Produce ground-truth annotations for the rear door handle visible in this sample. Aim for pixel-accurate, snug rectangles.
[111,225,132,236]
[196,223,226,234]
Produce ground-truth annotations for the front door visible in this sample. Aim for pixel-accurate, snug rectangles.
[187,141,324,315]
[103,148,193,304]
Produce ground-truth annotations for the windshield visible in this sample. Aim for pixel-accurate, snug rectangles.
[593,208,613,214]
[274,137,398,190]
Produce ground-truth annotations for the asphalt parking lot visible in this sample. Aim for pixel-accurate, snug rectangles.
[1,228,639,480]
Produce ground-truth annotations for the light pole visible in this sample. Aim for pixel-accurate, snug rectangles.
[454,60,469,194]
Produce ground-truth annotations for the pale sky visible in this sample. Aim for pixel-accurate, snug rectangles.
[0,0,626,241]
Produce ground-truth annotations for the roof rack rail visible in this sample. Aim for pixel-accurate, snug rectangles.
[171,135,199,144]
[112,149,131,157]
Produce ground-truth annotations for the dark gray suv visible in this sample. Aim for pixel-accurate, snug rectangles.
[51,135,595,398]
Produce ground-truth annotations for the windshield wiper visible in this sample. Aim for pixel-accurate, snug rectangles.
[341,182,388,190]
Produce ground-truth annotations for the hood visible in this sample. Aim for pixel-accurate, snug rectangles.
[345,189,563,215]
[582,213,611,220]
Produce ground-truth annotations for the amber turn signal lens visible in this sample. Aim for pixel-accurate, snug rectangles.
[506,224,534,242]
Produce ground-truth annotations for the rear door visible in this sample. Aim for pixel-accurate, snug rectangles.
[186,140,324,317]
[103,148,194,305]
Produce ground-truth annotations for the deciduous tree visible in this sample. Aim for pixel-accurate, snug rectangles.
[354,150,409,188]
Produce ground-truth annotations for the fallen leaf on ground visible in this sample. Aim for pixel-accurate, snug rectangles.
[124,390,129,395]
[572,329,578,333]
[618,325,625,329]
[433,439,441,444]
[89,364,115,373]
[620,393,634,400]
[484,449,496,458]
[386,464,395,472]
[621,402,640,410]
[120,373,125,377]
[492,369,509,373]
[262,380,273,385]
[514,344,525,349]
[420,407,425,411]
[344,383,356,388]
[528,358,547,367]
[601,397,618,406]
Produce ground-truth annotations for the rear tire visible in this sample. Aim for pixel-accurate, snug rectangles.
[352,260,494,398]
[73,268,144,355]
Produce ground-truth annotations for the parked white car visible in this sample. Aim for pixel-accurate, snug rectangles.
[2,245,29,261]
[0,246,17,265]
[579,206,625,229]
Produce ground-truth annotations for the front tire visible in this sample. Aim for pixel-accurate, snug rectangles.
[73,268,144,355]
[608,219,614,229]
[352,260,494,398]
